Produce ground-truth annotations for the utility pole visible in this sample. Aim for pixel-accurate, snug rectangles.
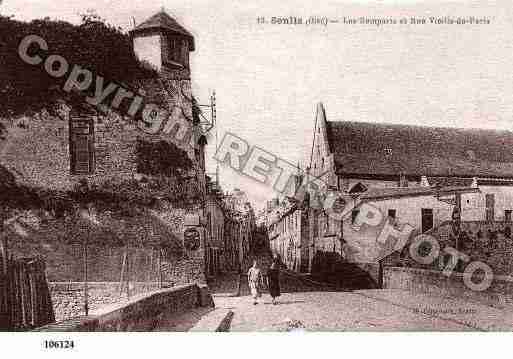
[126,242,130,300]
[83,230,89,316]
[80,204,90,317]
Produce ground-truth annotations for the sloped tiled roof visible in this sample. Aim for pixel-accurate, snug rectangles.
[131,11,195,50]
[326,121,513,179]
[360,185,479,202]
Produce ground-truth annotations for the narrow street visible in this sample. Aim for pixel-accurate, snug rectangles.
[205,276,513,331]
[169,259,513,332]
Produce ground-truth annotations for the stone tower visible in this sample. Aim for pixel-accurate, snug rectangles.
[130,10,195,79]
[130,10,206,196]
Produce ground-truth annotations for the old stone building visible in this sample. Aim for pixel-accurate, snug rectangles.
[0,10,214,320]
[309,102,513,223]
[267,198,309,272]
[203,181,256,276]
[267,102,513,285]
[308,102,513,279]
[204,178,226,277]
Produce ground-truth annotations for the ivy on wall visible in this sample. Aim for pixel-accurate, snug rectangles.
[0,165,200,225]
[0,12,156,119]
[135,138,193,178]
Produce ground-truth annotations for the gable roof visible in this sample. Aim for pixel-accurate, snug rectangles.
[326,120,513,179]
[131,11,195,51]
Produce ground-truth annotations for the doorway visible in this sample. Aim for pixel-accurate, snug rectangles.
[421,208,434,233]
[485,194,495,222]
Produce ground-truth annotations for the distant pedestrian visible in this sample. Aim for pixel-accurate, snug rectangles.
[247,260,262,305]
[267,261,281,305]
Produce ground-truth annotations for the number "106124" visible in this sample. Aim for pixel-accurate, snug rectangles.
[44,340,74,349]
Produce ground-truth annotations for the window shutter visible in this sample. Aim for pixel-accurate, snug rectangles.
[70,115,94,175]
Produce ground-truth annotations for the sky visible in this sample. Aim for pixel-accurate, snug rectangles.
[2,0,513,210]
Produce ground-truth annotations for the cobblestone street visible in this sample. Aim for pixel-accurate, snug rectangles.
[209,289,513,331]
[191,271,513,332]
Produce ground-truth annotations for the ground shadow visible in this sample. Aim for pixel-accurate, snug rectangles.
[262,300,305,305]
[151,306,215,331]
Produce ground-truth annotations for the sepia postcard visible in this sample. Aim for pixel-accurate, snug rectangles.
[1,0,513,356]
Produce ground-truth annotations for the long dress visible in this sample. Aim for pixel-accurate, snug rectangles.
[267,268,281,298]
[247,267,261,299]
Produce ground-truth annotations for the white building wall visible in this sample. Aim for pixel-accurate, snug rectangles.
[461,186,513,221]
[133,35,162,70]
[370,195,453,231]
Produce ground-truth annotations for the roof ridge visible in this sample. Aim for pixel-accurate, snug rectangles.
[326,119,513,134]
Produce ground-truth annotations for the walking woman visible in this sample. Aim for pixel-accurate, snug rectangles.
[247,260,262,305]
[267,261,281,305]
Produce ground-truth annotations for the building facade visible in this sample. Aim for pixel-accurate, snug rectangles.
[267,102,513,282]
[267,199,309,272]
[203,181,256,277]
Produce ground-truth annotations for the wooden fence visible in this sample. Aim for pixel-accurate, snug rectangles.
[0,252,55,331]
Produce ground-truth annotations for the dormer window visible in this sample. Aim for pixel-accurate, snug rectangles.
[349,182,368,194]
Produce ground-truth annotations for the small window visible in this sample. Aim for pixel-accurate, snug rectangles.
[351,209,360,224]
[167,37,186,66]
[505,210,512,223]
[349,182,368,194]
[207,213,212,236]
[388,209,396,219]
[485,194,495,222]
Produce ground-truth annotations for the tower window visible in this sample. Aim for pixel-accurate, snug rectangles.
[166,37,187,67]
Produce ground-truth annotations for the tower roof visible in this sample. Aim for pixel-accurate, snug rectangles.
[131,11,195,51]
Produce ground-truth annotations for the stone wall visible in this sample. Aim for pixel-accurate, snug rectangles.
[0,75,200,192]
[37,283,213,331]
[386,220,513,277]
[161,256,206,286]
[383,266,513,309]
[50,281,165,322]
[3,210,184,281]
[3,206,208,322]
